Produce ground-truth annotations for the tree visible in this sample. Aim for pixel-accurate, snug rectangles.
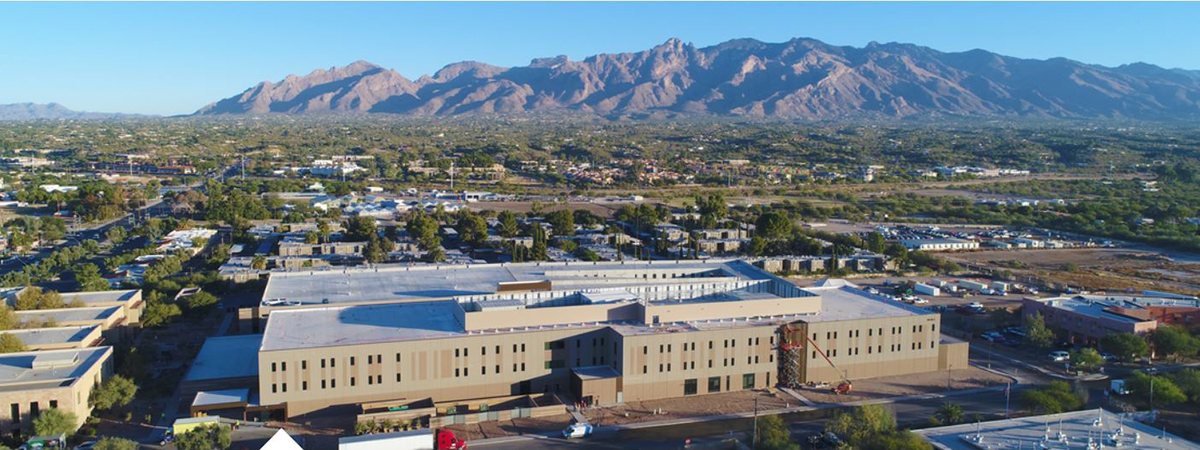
[1101,332,1150,361]
[497,211,520,238]
[1069,348,1105,372]
[1169,369,1200,403]
[454,212,489,246]
[1152,326,1200,360]
[1025,312,1056,349]
[184,291,219,311]
[0,306,15,331]
[424,246,445,263]
[304,230,319,245]
[364,236,393,264]
[32,408,78,436]
[345,216,378,242]
[545,210,576,237]
[932,402,964,426]
[15,287,65,310]
[557,239,579,253]
[0,333,27,353]
[251,255,268,270]
[141,301,181,328]
[756,211,793,240]
[573,210,600,229]
[94,437,139,450]
[89,375,138,411]
[1018,381,1084,414]
[317,220,333,243]
[755,414,798,450]
[865,232,887,253]
[105,226,127,245]
[826,404,897,448]
[695,193,728,227]
[75,263,109,292]
[176,424,231,450]
[747,236,768,257]
[406,212,441,250]
[1127,372,1187,406]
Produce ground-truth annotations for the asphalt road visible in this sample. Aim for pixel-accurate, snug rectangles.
[0,198,167,276]
[472,385,1018,450]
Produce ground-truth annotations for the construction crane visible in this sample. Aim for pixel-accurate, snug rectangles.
[803,333,852,395]
[779,323,851,394]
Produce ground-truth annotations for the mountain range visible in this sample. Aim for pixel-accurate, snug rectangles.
[0,102,151,121]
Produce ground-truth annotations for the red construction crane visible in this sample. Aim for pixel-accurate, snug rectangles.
[802,333,853,395]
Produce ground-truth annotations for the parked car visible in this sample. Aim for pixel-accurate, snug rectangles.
[563,423,594,439]
[74,442,97,450]
[981,331,1004,342]
[911,298,929,304]
[1049,351,1070,362]
[1004,326,1026,337]
[1101,353,1116,361]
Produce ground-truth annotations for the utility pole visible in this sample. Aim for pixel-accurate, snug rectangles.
[450,161,455,191]
[752,397,759,450]
[1004,382,1010,419]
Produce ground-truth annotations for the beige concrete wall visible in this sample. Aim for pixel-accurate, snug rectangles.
[261,327,620,417]
[938,340,970,371]
[464,303,641,331]
[619,326,779,402]
[641,296,819,325]
[794,314,945,383]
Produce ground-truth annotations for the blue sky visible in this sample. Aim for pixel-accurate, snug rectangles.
[2,2,1197,116]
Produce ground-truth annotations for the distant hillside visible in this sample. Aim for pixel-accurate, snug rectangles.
[0,103,151,120]
[195,37,1200,120]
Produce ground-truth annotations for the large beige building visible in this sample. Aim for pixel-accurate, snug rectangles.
[0,347,114,437]
[253,260,967,418]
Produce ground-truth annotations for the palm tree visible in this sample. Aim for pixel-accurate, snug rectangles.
[934,402,965,425]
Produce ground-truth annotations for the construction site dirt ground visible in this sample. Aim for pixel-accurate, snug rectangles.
[583,389,794,427]
[794,366,1012,404]
[431,367,1011,441]
[444,414,574,441]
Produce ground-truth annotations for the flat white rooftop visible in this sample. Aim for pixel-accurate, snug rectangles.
[3,325,99,347]
[261,259,772,306]
[185,334,263,381]
[1029,296,1156,325]
[261,301,464,351]
[801,282,932,322]
[60,289,140,305]
[15,306,120,325]
[0,346,111,388]
[192,388,249,407]
[916,409,1200,450]
[260,277,924,352]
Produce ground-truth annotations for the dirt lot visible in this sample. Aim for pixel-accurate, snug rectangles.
[445,414,574,441]
[795,366,1012,404]
[945,248,1200,296]
[582,389,792,427]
